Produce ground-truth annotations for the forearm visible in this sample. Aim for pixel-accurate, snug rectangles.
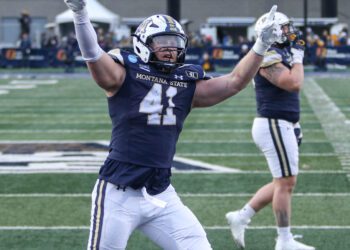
[72,9,104,62]
[229,49,263,91]
[289,63,304,89]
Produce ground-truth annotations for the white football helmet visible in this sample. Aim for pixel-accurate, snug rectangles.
[132,14,188,72]
[255,11,296,44]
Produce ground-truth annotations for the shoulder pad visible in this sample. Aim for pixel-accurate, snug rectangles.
[108,49,124,65]
[261,49,282,68]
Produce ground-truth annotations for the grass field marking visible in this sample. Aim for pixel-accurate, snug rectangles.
[303,78,350,179]
[0,226,89,231]
[183,129,322,133]
[0,140,330,144]
[177,152,336,157]
[0,140,110,144]
[1,169,346,174]
[0,129,111,134]
[0,120,110,125]
[0,90,9,95]
[0,128,323,133]
[0,85,36,90]
[172,170,348,174]
[1,225,349,231]
[1,192,349,198]
[205,226,350,230]
[10,80,58,85]
[173,156,240,172]
[178,140,330,144]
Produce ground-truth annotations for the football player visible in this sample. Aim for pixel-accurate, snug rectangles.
[226,10,315,250]
[63,0,282,249]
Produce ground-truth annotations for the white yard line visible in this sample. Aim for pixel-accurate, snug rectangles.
[0,193,349,198]
[0,140,109,144]
[10,80,58,85]
[0,128,323,133]
[0,139,329,144]
[205,225,350,230]
[0,225,349,231]
[176,152,336,157]
[178,140,329,143]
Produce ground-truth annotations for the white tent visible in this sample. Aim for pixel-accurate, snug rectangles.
[55,0,119,36]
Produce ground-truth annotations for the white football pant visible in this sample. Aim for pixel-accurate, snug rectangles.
[87,180,212,250]
[252,117,299,178]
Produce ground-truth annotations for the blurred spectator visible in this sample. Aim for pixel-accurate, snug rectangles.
[188,31,204,47]
[119,36,132,48]
[19,10,31,36]
[43,32,59,66]
[305,27,315,46]
[314,35,327,72]
[338,28,349,46]
[202,34,213,48]
[60,32,78,73]
[200,51,215,72]
[239,43,249,60]
[321,29,332,46]
[19,32,31,68]
[222,32,233,46]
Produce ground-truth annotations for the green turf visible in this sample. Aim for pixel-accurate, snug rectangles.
[0,173,348,194]
[0,229,349,250]
[0,76,349,250]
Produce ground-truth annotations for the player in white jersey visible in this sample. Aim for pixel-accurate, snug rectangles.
[63,0,282,249]
[225,10,315,250]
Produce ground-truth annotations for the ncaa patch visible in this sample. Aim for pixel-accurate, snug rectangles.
[128,54,138,63]
[185,70,199,79]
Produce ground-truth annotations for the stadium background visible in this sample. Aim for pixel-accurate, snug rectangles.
[0,0,349,44]
[0,1,350,250]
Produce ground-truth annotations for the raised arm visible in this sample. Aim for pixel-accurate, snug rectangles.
[64,0,125,96]
[260,40,305,92]
[193,5,282,107]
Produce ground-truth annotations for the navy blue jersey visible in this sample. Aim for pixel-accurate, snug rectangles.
[253,46,300,123]
[106,49,208,169]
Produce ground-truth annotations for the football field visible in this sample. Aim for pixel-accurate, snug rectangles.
[0,74,349,250]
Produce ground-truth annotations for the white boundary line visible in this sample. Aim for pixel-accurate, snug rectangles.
[0,128,324,133]
[0,225,349,231]
[304,78,350,178]
[0,192,349,198]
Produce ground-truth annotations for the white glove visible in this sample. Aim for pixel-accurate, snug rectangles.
[64,0,86,13]
[291,48,304,64]
[290,40,305,64]
[253,5,282,56]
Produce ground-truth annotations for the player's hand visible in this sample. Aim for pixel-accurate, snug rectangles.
[253,5,282,55]
[256,5,282,47]
[291,39,305,64]
[64,0,86,12]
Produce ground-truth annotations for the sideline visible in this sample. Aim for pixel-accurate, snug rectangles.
[303,78,350,180]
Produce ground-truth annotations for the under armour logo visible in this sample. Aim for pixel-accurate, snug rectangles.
[174,74,184,80]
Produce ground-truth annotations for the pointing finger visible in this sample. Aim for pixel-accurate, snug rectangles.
[267,5,277,21]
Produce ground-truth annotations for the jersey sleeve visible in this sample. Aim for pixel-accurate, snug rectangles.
[179,64,211,80]
[107,48,126,66]
[260,49,282,68]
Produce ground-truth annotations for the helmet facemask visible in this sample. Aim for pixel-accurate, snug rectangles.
[147,33,188,73]
[279,21,300,46]
[132,15,188,73]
